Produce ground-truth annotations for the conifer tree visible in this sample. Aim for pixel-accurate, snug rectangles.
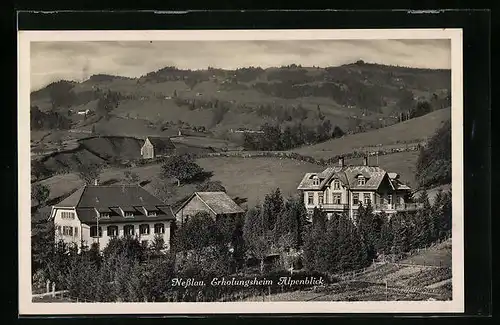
[392,213,411,256]
[262,188,284,231]
[311,207,327,232]
[243,205,270,274]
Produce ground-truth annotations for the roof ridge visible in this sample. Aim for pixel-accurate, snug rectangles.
[76,185,87,207]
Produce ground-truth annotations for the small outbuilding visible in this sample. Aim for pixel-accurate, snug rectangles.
[140,136,176,159]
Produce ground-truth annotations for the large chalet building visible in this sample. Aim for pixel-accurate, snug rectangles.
[297,156,420,220]
[49,183,176,251]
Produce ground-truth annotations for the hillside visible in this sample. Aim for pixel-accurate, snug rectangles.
[291,107,451,160]
[30,63,451,140]
[243,239,452,302]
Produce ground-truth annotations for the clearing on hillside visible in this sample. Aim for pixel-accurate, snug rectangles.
[196,156,323,206]
[36,156,324,210]
[292,108,451,159]
[345,151,419,188]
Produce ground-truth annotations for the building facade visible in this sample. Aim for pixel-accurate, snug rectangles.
[49,184,176,251]
[297,156,420,221]
[175,191,245,226]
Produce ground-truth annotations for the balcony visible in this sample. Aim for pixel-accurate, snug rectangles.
[374,203,423,212]
[318,203,349,211]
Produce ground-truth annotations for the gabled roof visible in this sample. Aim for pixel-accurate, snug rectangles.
[52,184,176,224]
[146,137,176,154]
[54,186,86,207]
[176,191,244,216]
[344,166,386,190]
[297,166,349,190]
[297,164,411,192]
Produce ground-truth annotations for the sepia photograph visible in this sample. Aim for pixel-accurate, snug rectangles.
[18,29,464,314]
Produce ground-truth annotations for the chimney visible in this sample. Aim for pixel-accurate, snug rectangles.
[338,156,344,167]
[94,179,99,186]
[363,156,368,166]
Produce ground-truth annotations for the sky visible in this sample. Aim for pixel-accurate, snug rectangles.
[30,39,450,91]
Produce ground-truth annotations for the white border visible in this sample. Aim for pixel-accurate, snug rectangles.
[18,29,464,315]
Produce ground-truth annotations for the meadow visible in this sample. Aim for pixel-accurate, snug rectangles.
[292,107,450,159]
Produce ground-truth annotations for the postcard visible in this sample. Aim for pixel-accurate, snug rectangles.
[18,28,464,315]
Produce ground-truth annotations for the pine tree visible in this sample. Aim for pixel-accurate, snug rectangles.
[311,207,327,232]
[243,205,270,274]
[392,213,411,256]
[262,188,284,231]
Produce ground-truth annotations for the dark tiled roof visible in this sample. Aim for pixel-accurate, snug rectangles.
[147,137,176,155]
[297,164,411,191]
[53,185,175,224]
[54,187,85,208]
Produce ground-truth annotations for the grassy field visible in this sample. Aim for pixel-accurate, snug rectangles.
[36,156,323,209]
[170,135,243,150]
[292,107,450,160]
[400,239,452,268]
[345,150,419,188]
[196,157,323,206]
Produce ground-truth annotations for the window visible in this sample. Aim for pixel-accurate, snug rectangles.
[363,193,371,205]
[333,180,340,190]
[147,211,157,217]
[333,194,341,204]
[139,224,150,235]
[107,226,118,237]
[154,223,165,234]
[61,211,75,219]
[307,193,314,205]
[358,176,366,186]
[74,227,78,237]
[318,193,324,205]
[124,211,134,218]
[124,225,135,236]
[388,195,393,205]
[90,226,102,238]
[63,226,73,236]
[57,226,61,235]
[312,176,319,186]
[353,193,359,205]
[100,212,110,219]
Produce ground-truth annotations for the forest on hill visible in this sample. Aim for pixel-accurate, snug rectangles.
[30,62,450,142]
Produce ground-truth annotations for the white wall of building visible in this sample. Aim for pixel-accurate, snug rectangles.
[82,220,172,251]
[53,208,82,248]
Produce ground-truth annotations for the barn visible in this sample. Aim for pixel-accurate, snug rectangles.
[140,136,176,159]
[175,191,245,226]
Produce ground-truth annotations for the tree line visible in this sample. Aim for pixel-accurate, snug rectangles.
[32,184,451,302]
[303,189,452,273]
[416,119,451,188]
[243,121,345,151]
[30,106,72,131]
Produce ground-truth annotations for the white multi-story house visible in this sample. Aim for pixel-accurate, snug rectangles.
[297,156,420,221]
[48,183,176,251]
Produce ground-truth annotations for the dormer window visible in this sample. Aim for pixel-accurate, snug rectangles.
[312,176,320,186]
[147,211,157,217]
[333,180,340,190]
[357,176,366,186]
[100,212,110,219]
[124,211,134,218]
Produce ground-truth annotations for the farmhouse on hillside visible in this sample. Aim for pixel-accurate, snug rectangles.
[297,156,421,221]
[48,183,176,251]
[175,191,245,225]
[140,136,176,159]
